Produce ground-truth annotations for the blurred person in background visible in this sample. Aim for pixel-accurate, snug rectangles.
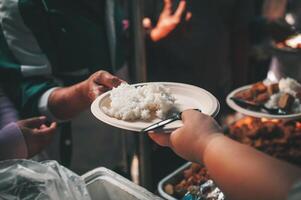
[0,0,190,174]
[145,0,254,104]
[262,0,301,82]
[247,0,301,84]
[149,109,301,200]
[143,0,254,187]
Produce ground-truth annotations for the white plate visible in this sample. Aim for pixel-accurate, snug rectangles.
[91,82,220,132]
[226,85,301,120]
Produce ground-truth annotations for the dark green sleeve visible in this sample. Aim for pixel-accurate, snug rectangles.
[0,24,58,118]
[19,77,58,118]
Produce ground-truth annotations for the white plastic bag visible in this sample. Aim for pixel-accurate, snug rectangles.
[0,159,91,200]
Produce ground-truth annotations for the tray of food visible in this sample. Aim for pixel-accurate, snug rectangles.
[226,77,301,119]
[91,82,219,132]
[158,162,225,200]
[224,115,301,167]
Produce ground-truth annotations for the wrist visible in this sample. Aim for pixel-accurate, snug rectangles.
[75,80,90,103]
[196,133,224,164]
[48,82,90,120]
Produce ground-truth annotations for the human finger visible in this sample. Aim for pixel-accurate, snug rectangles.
[35,122,57,135]
[91,85,110,97]
[185,11,192,21]
[180,109,203,124]
[40,124,47,129]
[86,85,109,103]
[162,0,172,15]
[93,71,124,88]
[148,132,172,147]
[18,116,47,128]
[174,0,186,19]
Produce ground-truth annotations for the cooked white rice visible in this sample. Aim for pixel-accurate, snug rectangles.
[265,93,281,109]
[265,78,301,113]
[103,83,176,121]
[279,77,301,97]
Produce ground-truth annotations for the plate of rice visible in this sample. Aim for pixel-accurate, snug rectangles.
[91,82,220,132]
[226,78,301,119]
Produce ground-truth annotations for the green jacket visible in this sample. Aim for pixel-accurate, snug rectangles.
[0,0,125,117]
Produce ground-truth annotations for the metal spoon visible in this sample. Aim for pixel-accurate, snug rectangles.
[141,109,202,133]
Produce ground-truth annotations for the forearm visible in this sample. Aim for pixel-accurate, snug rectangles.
[48,81,89,120]
[262,0,287,21]
[46,70,122,120]
[202,135,301,200]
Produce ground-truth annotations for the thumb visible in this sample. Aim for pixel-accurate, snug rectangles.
[143,17,153,29]
[89,85,109,100]
[93,71,123,88]
[180,109,196,123]
[181,109,203,124]
[34,122,57,136]
[18,116,47,129]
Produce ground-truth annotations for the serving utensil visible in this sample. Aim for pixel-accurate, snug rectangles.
[230,97,287,115]
[141,109,202,133]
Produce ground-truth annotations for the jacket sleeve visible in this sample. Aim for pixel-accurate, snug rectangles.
[0,0,59,118]
[0,122,27,160]
[0,88,19,128]
[0,28,58,118]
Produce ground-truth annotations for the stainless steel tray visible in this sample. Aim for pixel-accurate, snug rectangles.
[158,162,192,200]
[82,167,162,200]
[158,162,225,200]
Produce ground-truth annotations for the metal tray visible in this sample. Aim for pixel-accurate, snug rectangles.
[158,162,192,200]
[82,167,162,200]
[158,162,225,200]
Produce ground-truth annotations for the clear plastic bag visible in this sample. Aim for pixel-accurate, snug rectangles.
[0,159,91,200]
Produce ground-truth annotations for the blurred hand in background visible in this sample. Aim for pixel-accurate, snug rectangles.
[144,0,192,42]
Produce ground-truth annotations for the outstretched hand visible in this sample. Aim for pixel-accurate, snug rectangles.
[17,116,57,158]
[144,0,192,42]
[83,70,125,103]
[148,110,222,163]
[48,70,125,120]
